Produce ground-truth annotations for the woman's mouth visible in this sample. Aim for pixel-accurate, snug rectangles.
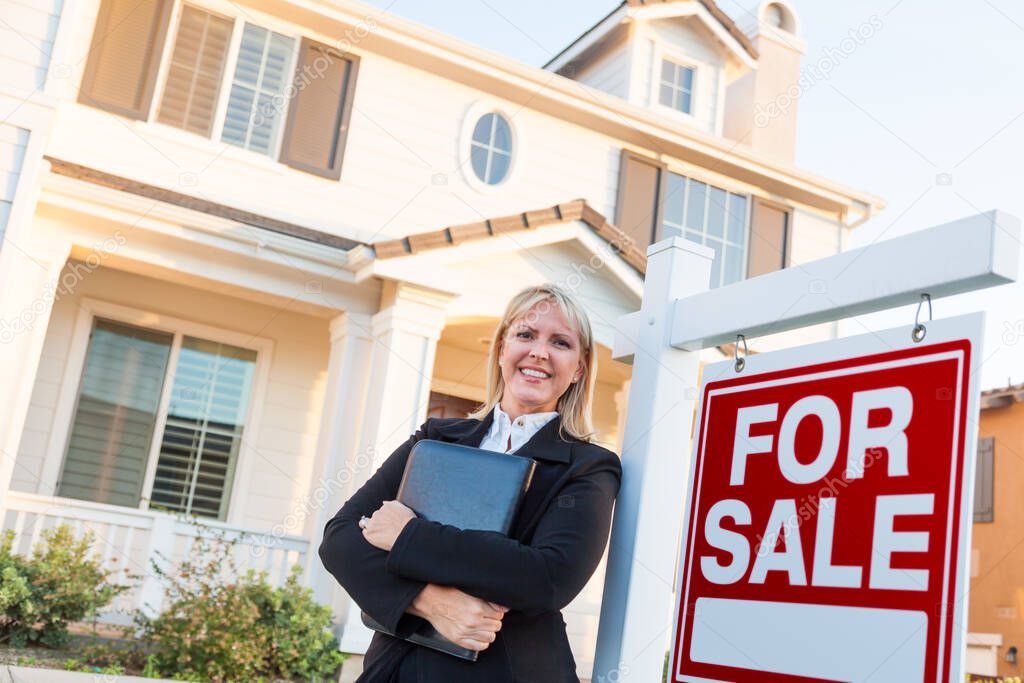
[520,367,550,379]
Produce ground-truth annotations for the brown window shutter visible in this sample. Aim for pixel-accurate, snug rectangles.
[279,39,360,179]
[157,5,233,136]
[79,0,173,119]
[974,436,995,522]
[615,150,666,250]
[747,199,791,278]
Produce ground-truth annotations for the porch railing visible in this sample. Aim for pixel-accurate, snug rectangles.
[1,490,310,620]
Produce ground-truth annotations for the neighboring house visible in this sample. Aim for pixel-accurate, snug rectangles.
[0,0,883,677]
[968,384,1024,678]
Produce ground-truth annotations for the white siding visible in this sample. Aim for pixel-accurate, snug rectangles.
[0,0,64,93]
[0,125,29,243]
[50,52,626,244]
[12,265,332,534]
[50,0,638,245]
[575,40,631,100]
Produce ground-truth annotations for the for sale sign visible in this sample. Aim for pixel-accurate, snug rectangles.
[669,314,983,683]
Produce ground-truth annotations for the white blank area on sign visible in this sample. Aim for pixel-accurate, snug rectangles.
[688,598,927,682]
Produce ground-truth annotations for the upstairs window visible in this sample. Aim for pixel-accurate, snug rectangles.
[617,150,791,288]
[80,0,361,179]
[156,5,233,136]
[663,173,748,287]
[658,59,694,115]
[470,113,513,185]
[221,24,295,155]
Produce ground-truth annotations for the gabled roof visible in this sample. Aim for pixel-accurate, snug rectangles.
[372,199,649,273]
[630,0,758,59]
[545,0,758,73]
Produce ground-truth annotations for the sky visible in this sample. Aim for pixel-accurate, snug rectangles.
[359,0,1024,391]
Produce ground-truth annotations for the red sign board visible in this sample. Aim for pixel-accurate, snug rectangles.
[669,316,982,683]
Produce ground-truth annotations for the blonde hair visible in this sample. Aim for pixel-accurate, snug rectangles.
[469,284,597,442]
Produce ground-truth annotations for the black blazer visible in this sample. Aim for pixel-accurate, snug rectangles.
[318,410,622,683]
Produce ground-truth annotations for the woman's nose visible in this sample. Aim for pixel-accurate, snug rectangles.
[529,345,547,360]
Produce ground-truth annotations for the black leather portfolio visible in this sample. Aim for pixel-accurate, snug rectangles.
[362,439,536,661]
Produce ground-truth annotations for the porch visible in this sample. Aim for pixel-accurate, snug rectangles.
[2,489,309,620]
[0,160,645,678]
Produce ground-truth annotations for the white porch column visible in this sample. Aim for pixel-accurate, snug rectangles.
[359,281,453,470]
[592,238,713,683]
[0,232,70,508]
[336,280,453,653]
[303,312,374,608]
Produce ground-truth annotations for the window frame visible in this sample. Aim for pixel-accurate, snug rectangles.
[150,2,236,137]
[661,170,752,287]
[42,298,273,525]
[218,21,300,158]
[651,45,700,121]
[460,101,520,193]
[658,59,695,116]
[143,0,305,164]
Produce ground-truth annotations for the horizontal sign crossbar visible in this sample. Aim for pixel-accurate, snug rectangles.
[669,210,1019,350]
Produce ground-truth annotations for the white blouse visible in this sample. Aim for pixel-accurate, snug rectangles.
[478,403,559,454]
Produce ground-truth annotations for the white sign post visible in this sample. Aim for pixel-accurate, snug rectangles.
[593,211,1020,683]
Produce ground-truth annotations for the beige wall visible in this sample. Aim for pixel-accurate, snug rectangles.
[970,401,1024,678]
[12,261,332,532]
[723,33,803,164]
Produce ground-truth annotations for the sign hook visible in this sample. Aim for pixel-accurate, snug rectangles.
[734,334,748,373]
[912,293,932,343]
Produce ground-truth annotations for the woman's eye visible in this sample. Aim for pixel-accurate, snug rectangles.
[516,331,531,339]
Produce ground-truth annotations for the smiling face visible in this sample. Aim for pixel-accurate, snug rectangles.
[497,300,585,419]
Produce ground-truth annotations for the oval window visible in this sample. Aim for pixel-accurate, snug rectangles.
[470,113,513,185]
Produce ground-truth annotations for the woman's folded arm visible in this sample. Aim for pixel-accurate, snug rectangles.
[318,428,428,633]
[384,455,620,615]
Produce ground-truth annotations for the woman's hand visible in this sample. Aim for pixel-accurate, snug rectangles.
[359,500,416,551]
[409,584,508,652]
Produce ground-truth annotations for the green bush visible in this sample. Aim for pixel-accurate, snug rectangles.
[0,526,124,648]
[131,531,344,682]
[247,566,347,679]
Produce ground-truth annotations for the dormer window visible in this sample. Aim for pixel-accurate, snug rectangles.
[658,59,694,115]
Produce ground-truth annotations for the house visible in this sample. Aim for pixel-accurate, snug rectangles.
[0,0,883,677]
[966,384,1024,678]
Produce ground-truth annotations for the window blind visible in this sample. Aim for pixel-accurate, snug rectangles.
[157,5,233,136]
[58,319,173,506]
[663,173,749,288]
[221,23,294,155]
[149,337,256,519]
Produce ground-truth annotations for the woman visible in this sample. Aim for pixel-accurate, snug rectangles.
[319,284,622,683]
